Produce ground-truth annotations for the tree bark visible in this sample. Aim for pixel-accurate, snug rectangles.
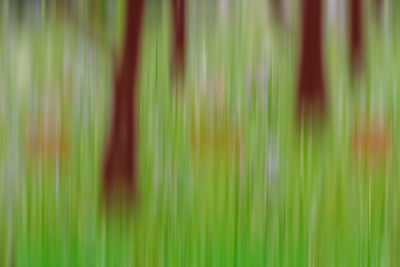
[349,0,363,77]
[171,0,186,81]
[296,0,326,119]
[102,0,144,202]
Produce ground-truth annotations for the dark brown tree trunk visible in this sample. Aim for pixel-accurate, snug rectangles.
[102,0,144,202]
[349,0,363,77]
[296,0,326,119]
[171,0,186,81]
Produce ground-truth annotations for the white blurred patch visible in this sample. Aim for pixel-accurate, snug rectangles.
[218,0,231,27]
[326,0,346,35]
[282,0,291,27]
[265,134,278,193]
[246,59,269,112]
[15,36,31,99]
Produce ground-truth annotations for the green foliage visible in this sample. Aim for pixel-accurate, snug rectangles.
[0,0,399,266]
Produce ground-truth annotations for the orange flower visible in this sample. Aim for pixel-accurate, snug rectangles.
[25,119,70,160]
[351,124,390,162]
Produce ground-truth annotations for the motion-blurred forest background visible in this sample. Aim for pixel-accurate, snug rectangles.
[1,0,400,266]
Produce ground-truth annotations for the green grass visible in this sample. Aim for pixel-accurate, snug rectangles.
[1,1,400,266]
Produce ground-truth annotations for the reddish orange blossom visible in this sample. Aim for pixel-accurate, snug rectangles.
[351,123,391,163]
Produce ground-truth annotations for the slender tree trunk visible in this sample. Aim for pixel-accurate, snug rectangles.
[102,0,144,201]
[296,0,326,119]
[171,0,186,81]
[349,0,363,77]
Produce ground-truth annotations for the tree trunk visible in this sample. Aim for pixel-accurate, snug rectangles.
[102,0,144,202]
[349,0,363,77]
[171,0,186,81]
[296,0,326,119]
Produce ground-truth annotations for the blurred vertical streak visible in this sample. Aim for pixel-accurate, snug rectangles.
[374,0,383,22]
[6,97,16,267]
[271,0,283,26]
[2,0,10,26]
[296,0,326,120]
[40,0,47,26]
[349,0,363,78]
[218,0,230,27]
[171,0,186,83]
